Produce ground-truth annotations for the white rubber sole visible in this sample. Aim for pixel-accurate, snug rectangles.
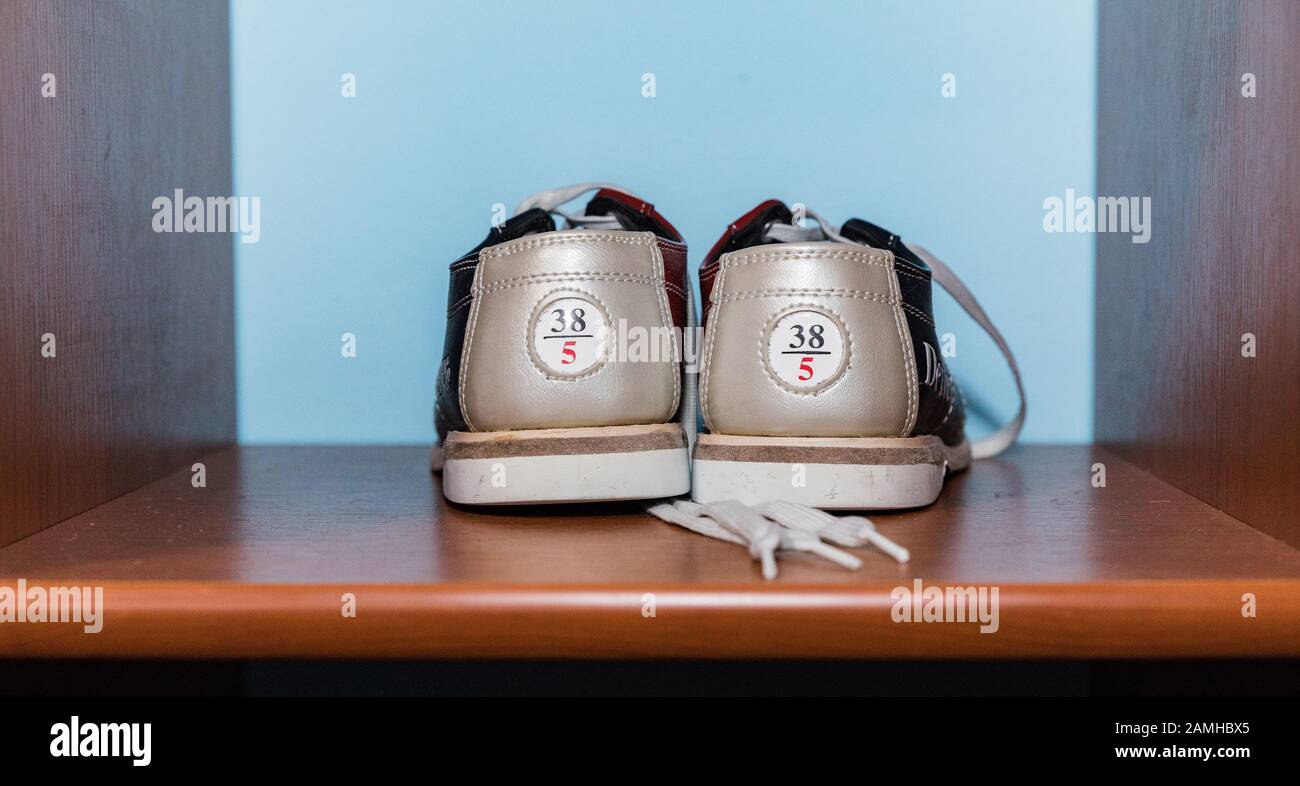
[440,423,690,505]
[691,433,970,510]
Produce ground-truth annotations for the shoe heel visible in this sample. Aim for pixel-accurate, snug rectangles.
[691,434,969,510]
[442,423,690,505]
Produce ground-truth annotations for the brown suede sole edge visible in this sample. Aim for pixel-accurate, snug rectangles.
[694,437,946,467]
[443,424,686,460]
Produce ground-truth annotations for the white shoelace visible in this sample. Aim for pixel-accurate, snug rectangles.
[646,499,909,579]
[908,243,1025,458]
[649,207,1025,579]
[761,207,854,245]
[513,182,639,231]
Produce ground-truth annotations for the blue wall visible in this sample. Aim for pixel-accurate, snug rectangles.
[232,0,1096,444]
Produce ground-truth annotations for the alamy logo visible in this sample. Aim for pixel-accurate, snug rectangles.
[890,578,1000,633]
[1043,188,1151,244]
[152,188,261,244]
[554,320,704,371]
[0,579,104,633]
[50,716,151,767]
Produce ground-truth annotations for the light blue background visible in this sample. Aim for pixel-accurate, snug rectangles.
[232,0,1096,444]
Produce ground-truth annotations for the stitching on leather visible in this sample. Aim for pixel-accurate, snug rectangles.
[721,249,890,269]
[716,289,897,304]
[934,399,955,433]
[524,287,612,383]
[656,239,688,302]
[886,252,919,437]
[475,272,662,294]
[724,249,889,265]
[892,264,929,282]
[455,271,652,317]
[929,379,968,440]
[649,240,681,419]
[699,265,726,433]
[900,301,936,327]
[758,303,853,398]
[445,265,480,315]
[458,263,486,431]
[446,282,479,315]
[481,232,654,258]
[655,237,687,255]
[895,256,931,278]
[955,378,969,428]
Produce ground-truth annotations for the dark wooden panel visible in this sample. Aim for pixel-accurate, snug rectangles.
[1096,1,1300,546]
[2,446,1298,658]
[0,2,235,545]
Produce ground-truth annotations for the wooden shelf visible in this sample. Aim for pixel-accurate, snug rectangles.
[1,445,1298,659]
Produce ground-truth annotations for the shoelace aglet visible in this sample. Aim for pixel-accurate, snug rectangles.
[838,517,909,563]
[863,529,910,564]
[806,541,863,570]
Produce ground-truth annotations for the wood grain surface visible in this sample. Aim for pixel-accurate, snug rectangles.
[0,2,236,546]
[1,446,1297,659]
[1096,1,1300,547]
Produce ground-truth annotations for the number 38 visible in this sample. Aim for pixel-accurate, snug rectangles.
[788,323,825,349]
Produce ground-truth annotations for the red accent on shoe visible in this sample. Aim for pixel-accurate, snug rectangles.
[699,199,787,324]
[702,199,787,266]
[592,188,683,242]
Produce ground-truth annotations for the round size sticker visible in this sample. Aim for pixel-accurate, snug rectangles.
[531,295,609,376]
[765,308,848,391]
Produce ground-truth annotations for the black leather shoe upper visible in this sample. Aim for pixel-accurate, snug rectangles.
[435,208,555,439]
[840,219,966,447]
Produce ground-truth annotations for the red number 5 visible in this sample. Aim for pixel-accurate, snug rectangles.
[560,340,577,365]
[798,356,814,381]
